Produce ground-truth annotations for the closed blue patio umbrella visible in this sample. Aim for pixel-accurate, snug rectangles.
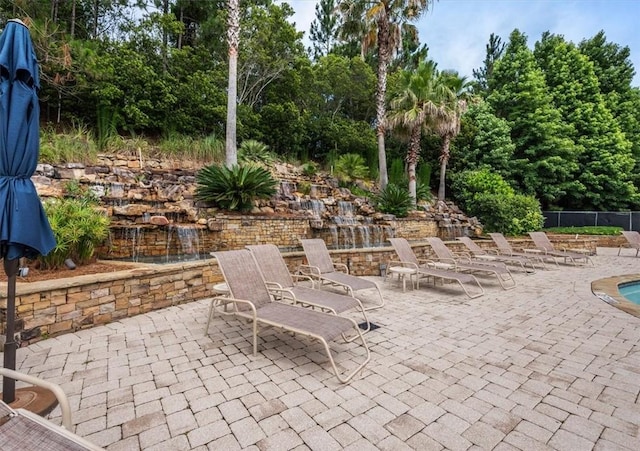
[0,19,55,404]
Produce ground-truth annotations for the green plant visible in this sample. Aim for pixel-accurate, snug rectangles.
[334,153,369,183]
[452,168,543,235]
[543,226,622,236]
[388,158,406,185]
[238,140,277,165]
[374,183,413,218]
[298,181,312,195]
[39,124,98,164]
[39,198,111,269]
[415,182,433,203]
[301,162,318,177]
[195,164,278,212]
[417,163,432,188]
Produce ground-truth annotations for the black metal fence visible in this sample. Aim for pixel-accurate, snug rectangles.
[542,211,640,231]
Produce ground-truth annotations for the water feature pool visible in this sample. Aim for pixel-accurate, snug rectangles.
[618,281,640,304]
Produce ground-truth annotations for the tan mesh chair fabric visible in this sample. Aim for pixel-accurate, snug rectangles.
[209,250,370,383]
[618,231,640,257]
[528,232,594,266]
[488,233,552,268]
[300,239,385,310]
[427,237,517,290]
[246,244,369,332]
[0,369,103,451]
[388,238,484,298]
[456,236,537,273]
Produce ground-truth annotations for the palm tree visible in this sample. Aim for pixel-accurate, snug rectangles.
[433,71,471,202]
[388,60,448,205]
[339,0,432,190]
[225,0,240,168]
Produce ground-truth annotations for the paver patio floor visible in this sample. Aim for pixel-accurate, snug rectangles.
[2,247,640,450]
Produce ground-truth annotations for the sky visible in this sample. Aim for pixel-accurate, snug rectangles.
[282,0,640,86]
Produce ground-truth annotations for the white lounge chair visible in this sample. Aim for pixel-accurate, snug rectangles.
[299,239,385,310]
[208,249,370,383]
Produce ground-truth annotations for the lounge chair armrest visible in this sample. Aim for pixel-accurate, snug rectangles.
[454,251,472,259]
[432,257,459,265]
[388,260,419,270]
[266,287,296,303]
[425,259,457,270]
[212,295,258,316]
[298,264,321,277]
[265,281,283,289]
[333,262,349,274]
[0,367,73,431]
[292,273,315,287]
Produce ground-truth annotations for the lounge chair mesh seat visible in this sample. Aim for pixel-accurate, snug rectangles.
[456,236,537,273]
[427,237,517,290]
[389,238,484,298]
[528,232,594,266]
[246,244,370,332]
[0,368,103,451]
[209,249,370,383]
[618,231,640,257]
[300,239,385,310]
[488,233,553,267]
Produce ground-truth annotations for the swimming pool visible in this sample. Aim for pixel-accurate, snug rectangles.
[618,281,640,305]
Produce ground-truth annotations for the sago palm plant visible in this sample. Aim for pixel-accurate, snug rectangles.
[195,164,277,212]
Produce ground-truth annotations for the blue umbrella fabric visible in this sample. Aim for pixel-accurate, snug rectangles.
[0,19,55,404]
[0,19,55,260]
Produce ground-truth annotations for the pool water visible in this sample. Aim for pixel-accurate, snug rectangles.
[618,282,640,305]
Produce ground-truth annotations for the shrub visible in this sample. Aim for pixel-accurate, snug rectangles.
[374,183,413,218]
[334,153,369,183]
[195,164,277,212]
[39,198,110,269]
[238,140,277,166]
[451,168,543,235]
[301,162,318,177]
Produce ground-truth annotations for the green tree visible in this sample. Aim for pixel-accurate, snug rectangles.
[450,100,516,180]
[433,70,471,202]
[338,0,433,190]
[579,31,640,185]
[472,33,505,95]
[534,32,637,209]
[388,60,447,205]
[487,29,579,209]
[309,0,341,59]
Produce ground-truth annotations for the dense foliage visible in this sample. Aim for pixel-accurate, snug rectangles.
[7,2,640,233]
[451,168,544,235]
[40,196,110,269]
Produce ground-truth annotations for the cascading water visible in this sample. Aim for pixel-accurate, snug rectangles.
[165,225,203,262]
[125,226,144,262]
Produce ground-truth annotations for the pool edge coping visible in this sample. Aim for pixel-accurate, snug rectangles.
[592,273,640,319]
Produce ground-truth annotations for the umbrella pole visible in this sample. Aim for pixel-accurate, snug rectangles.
[2,258,19,404]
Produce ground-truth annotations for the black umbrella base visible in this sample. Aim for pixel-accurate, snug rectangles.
[1,386,58,417]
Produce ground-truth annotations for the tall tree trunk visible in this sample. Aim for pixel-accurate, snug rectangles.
[162,0,169,72]
[375,16,390,191]
[93,0,99,39]
[438,133,452,201]
[225,0,240,168]
[407,125,421,206]
[70,0,76,39]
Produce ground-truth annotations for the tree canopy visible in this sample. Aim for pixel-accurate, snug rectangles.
[4,1,640,213]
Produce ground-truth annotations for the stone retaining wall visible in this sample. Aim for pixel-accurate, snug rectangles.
[99,217,441,260]
[0,236,602,345]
